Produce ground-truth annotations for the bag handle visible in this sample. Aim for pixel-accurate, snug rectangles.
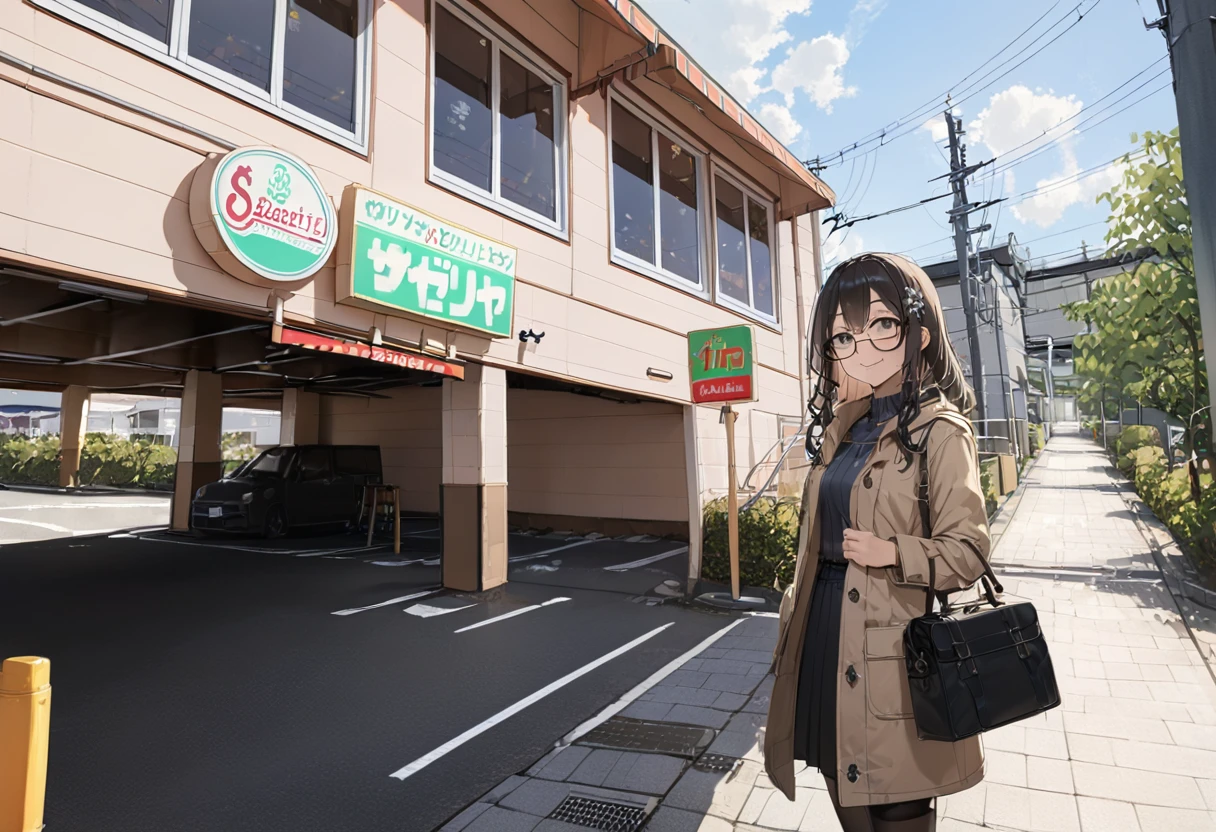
[918,418,1004,618]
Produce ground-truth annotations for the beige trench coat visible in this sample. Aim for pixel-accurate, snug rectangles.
[764,390,991,807]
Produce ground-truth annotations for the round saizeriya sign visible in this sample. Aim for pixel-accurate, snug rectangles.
[198,146,337,284]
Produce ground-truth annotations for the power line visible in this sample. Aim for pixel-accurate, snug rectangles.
[809,0,1104,170]
[975,71,1172,181]
[807,0,1072,169]
[822,192,953,236]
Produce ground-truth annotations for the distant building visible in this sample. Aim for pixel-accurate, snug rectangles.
[923,241,1032,457]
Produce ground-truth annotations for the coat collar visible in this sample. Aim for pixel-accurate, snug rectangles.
[819,387,957,465]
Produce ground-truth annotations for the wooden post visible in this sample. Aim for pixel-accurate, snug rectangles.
[366,486,378,548]
[393,486,401,555]
[724,405,740,600]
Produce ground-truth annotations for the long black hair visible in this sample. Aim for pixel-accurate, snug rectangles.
[805,253,974,463]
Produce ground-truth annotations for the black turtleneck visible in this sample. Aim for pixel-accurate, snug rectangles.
[817,392,903,563]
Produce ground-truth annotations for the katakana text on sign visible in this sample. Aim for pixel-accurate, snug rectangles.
[345,188,516,338]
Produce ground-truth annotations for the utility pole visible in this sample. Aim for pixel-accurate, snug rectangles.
[945,111,988,425]
[1161,0,1216,438]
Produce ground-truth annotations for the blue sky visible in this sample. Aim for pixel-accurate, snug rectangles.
[638,0,1179,270]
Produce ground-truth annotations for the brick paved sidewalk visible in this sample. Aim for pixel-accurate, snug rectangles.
[441,430,1216,832]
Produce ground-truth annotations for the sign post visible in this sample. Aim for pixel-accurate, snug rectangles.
[688,325,757,601]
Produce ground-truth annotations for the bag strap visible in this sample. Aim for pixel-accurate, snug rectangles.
[917,416,1004,617]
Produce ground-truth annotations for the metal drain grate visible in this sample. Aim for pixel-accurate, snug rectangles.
[548,795,650,831]
[694,753,741,774]
[578,717,714,758]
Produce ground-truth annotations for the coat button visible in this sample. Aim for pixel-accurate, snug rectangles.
[847,764,859,783]
[848,588,860,603]
[845,665,858,686]
[863,473,873,489]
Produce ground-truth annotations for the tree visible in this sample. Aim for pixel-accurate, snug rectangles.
[1064,129,1212,499]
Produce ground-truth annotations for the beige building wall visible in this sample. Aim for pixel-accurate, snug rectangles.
[320,387,443,513]
[0,0,826,551]
[507,389,686,524]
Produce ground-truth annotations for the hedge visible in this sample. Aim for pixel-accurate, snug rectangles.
[702,496,800,591]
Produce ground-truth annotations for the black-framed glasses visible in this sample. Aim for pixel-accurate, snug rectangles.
[826,316,904,359]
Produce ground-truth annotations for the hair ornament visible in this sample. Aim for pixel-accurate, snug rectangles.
[904,285,926,320]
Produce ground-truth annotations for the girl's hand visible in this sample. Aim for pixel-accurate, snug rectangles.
[842,529,899,568]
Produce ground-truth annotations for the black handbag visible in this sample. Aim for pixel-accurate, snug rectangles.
[902,420,1061,742]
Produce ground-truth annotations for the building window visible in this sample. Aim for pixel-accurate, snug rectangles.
[430,0,565,232]
[608,96,706,291]
[34,0,370,148]
[714,172,776,321]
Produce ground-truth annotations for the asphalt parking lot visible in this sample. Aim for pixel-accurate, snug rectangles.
[0,519,722,832]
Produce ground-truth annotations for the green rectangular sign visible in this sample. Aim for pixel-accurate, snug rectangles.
[688,325,756,404]
[345,187,516,338]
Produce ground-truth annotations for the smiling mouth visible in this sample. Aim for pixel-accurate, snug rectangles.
[860,359,881,368]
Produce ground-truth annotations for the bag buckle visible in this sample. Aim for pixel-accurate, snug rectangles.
[1010,627,1031,660]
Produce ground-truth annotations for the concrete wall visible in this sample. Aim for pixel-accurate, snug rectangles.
[506,389,686,523]
[320,386,442,513]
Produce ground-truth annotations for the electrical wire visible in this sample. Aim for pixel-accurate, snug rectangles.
[809,0,1070,168]
[974,67,1172,181]
[811,0,1104,170]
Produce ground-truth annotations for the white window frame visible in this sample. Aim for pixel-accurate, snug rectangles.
[710,164,780,326]
[428,0,568,238]
[606,87,712,298]
[32,0,372,153]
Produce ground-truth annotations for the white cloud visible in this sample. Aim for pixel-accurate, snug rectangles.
[637,0,812,104]
[962,85,1121,229]
[1013,147,1125,228]
[822,230,864,268]
[968,86,1082,157]
[920,113,954,144]
[757,102,803,143]
[770,34,857,113]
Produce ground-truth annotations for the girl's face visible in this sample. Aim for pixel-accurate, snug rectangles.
[827,289,906,390]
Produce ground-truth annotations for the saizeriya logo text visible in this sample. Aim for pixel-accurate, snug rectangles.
[209,147,337,282]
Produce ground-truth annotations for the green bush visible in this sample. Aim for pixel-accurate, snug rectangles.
[0,433,176,488]
[1116,425,1162,473]
[0,434,62,485]
[979,457,1000,518]
[1028,423,1046,455]
[702,496,800,591]
[1122,443,1216,579]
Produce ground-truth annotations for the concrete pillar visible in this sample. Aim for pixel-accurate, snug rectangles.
[57,385,90,488]
[279,389,320,445]
[683,404,704,594]
[441,363,508,591]
[171,370,223,531]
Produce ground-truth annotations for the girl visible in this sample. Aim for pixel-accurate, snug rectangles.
[764,253,991,832]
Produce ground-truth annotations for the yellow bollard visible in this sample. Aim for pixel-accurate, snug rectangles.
[0,657,51,832]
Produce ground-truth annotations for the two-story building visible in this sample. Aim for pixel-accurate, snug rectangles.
[0,0,833,590]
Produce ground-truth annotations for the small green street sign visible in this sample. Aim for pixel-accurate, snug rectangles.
[339,186,516,338]
[688,325,756,404]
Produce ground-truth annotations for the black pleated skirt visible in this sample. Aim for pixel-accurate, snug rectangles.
[794,560,847,773]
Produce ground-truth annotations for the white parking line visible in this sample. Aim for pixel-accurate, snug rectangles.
[0,517,70,533]
[557,618,743,747]
[508,539,597,563]
[602,546,689,572]
[404,602,477,618]
[389,622,674,781]
[331,588,441,616]
[454,597,571,633]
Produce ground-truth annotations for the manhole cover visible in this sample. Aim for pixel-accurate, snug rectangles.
[694,753,741,774]
[578,717,714,758]
[548,795,653,831]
